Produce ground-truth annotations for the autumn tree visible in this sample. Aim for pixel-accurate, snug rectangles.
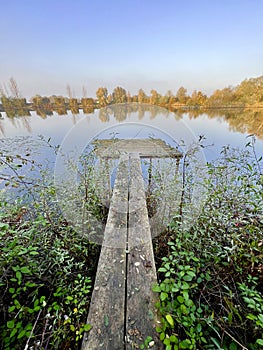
[207,87,237,107]
[188,90,207,106]
[112,86,127,104]
[127,91,132,103]
[234,76,263,105]
[176,86,188,104]
[96,87,108,107]
[32,95,51,108]
[150,89,161,105]
[1,78,28,114]
[138,89,148,104]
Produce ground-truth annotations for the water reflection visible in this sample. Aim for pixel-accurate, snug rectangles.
[0,114,32,134]
[1,102,262,142]
[174,108,263,140]
[1,103,263,164]
[98,104,170,122]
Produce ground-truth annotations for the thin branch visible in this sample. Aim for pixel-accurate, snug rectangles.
[24,309,42,350]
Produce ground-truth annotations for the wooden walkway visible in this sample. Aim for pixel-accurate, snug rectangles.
[81,153,163,350]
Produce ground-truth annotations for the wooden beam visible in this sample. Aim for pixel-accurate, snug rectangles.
[126,153,162,349]
[81,155,129,350]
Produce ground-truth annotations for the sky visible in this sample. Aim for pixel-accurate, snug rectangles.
[1,0,263,99]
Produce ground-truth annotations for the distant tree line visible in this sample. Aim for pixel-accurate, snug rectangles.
[1,76,263,117]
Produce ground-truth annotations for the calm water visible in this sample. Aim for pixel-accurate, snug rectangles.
[0,104,263,164]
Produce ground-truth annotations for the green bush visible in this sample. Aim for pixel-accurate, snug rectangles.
[154,141,263,349]
[0,146,102,349]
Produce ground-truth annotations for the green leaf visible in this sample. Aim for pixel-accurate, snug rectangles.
[0,222,9,230]
[169,335,178,343]
[201,337,207,344]
[159,267,167,273]
[160,332,165,341]
[197,277,203,283]
[179,339,192,348]
[229,342,238,350]
[211,337,222,348]
[25,282,37,288]
[160,292,168,301]
[29,251,39,255]
[256,339,263,346]
[183,275,193,282]
[145,336,152,344]
[10,328,18,338]
[7,320,15,329]
[17,329,26,339]
[177,295,184,304]
[165,314,174,327]
[152,284,161,293]
[186,271,196,277]
[16,271,22,280]
[196,323,202,333]
[25,323,33,331]
[163,338,170,345]
[83,324,92,332]
[182,291,189,301]
[20,266,31,274]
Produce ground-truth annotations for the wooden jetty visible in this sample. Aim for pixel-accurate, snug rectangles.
[92,138,182,160]
[81,139,182,350]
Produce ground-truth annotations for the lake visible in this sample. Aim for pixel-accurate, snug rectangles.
[1,104,262,164]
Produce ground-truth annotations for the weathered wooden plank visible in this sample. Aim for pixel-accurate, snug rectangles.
[81,155,129,350]
[93,138,182,159]
[126,153,162,349]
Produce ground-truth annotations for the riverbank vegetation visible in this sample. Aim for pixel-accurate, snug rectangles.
[1,75,263,116]
[1,77,263,142]
[0,148,104,349]
[0,135,262,349]
[153,137,263,349]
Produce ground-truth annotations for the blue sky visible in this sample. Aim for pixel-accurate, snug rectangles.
[1,0,263,98]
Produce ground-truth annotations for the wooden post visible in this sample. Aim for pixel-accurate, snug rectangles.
[148,157,153,190]
[175,157,180,175]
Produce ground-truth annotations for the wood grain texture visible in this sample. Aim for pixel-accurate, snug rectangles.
[81,155,129,350]
[126,153,162,350]
[82,153,163,350]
